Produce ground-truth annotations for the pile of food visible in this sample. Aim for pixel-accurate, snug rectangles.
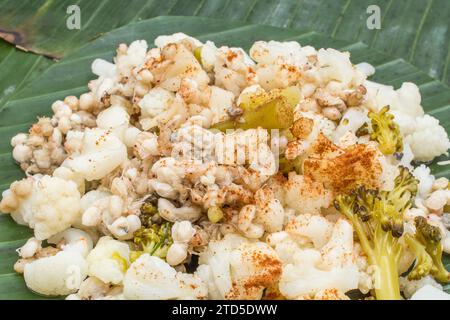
[1,33,450,300]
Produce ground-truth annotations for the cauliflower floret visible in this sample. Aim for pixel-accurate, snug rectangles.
[80,190,141,239]
[278,250,358,299]
[294,110,336,145]
[250,41,311,66]
[214,46,257,96]
[400,275,443,299]
[0,175,81,240]
[365,81,424,117]
[249,41,313,90]
[138,88,175,130]
[115,40,148,78]
[284,214,334,248]
[146,42,210,92]
[355,62,375,77]
[53,166,85,194]
[208,86,234,125]
[276,219,360,299]
[154,33,203,49]
[67,276,124,300]
[197,234,282,300]
[410,285,450,300]
[303,136,382,193]
[413,164,435,199]
[123,254,207,300]
[23,228,92,296]
[365,81,449,162]
[399,142,415,169]
[283,173,333,215]
[89,40,149,101]
[253,187,285,233]
[91,58,116,78]
[199,41,218,72]
[391,110,417,136]
[86,236,130,285]
[405,115,450,162]
[316,48,364,86]
[64,128,127,181]
[333,107,369,142]
[96,105,130,140]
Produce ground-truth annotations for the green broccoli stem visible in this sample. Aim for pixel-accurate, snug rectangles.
[353,219,402,300]
[373,250,401,300]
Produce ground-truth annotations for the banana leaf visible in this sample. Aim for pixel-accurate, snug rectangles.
[0,0,449,109]
[0,16,448,299]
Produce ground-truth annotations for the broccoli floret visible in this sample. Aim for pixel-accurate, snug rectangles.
[378,167,418,236]
[335,167,450,299]
[406,216,450,283]
[140,202,159,227]
[130,222,173,263]
[334,167,418,300]
[368,105,403,155]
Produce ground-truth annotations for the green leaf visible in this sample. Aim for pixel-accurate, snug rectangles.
[1,0,449,112]
[0,0,449,83]
[0,15,448,299]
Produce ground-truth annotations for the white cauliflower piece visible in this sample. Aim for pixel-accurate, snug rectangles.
[53,166,85,194]
[115,40,148,77]
[399,142,415,169]
[283,173,333,215]
[365,81,449,161]
[86,236,130,285]
[316,48,363,86]
[413,164,435,199]
[250,40,313,90]
[23,228,92,296]
[1,175,81,240]
[284,214,334,249]
[379,154,400,192]
[250,41,310,66]
[405,115,450,162]
[355,62,375,77]
[64,128,127,181]
[123,254,207,300]
[197,234,282,300]
[214,46,257,95]
[89,40,148,101]
[80,189,111,213]
[294,110,336,146]
[410,285,450,300]
[138,87,175,130]
[200,41,218,72]
[148,42,210,92]
[154,33,202,49]
[91,58,116,78]
[208,86,234,125]
[277,219,359,299]
[96,105,130,140]
[254,190,285,233]
[391,110,417,136]
[400,275,443,299]
[278,249,358,299]
[365,81,424,117]
[333,107,368,142]
[67,276,124,300]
